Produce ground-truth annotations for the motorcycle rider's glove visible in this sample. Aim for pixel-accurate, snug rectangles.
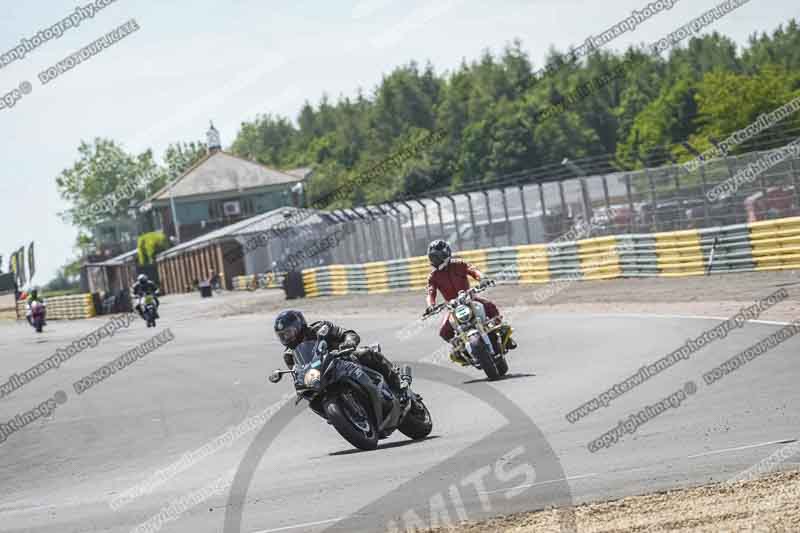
[339,335,359,352]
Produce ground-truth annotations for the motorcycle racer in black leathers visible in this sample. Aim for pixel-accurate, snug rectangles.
[274,310,407,398]
[132,274,160,319]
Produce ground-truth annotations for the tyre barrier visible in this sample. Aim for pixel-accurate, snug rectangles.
[301,217,800,298]
[15,293,96,321]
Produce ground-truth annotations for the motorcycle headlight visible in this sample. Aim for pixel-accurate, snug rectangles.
[304,368,321,388]
[454,304,473,323]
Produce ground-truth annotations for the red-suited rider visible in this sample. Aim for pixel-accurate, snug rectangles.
[423,240,516,362]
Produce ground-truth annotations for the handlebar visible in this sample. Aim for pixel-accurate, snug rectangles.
[269,345,357,384]
[330,346,356,358]
[421,279,496,319]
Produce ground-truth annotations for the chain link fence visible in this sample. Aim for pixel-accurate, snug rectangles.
[261,146,800,271]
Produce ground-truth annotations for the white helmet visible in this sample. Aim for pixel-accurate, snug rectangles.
[137,274,148,283]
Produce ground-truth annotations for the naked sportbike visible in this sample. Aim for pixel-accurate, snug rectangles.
[269,339,433,451]
[422,280,512,380]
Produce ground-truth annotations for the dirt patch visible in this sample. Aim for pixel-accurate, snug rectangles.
[418,469,800,533]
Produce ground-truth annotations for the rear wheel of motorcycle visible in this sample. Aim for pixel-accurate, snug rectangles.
[324,390,378,451]
[398,397,433,440]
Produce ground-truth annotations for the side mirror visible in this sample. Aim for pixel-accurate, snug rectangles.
[268,370,283,383]
[317,339,328,354]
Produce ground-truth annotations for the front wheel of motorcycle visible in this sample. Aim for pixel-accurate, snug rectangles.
[472,337,500,380]
[324,390,378,451]
[495,355,509,377]
[398,397,433,440]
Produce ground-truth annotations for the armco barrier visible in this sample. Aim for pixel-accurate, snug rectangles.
[301,217,800,298]
[15,294,96,320]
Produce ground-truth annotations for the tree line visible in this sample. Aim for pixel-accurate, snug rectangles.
[53,19,800,281]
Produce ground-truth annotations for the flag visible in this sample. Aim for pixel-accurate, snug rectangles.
[16,247,26,287]
[27,242,35,282]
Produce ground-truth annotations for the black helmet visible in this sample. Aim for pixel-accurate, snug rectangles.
[274,310,307,348]
[427,239,452,269]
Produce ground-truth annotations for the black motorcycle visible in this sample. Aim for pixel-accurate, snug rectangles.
[269,340,433,451]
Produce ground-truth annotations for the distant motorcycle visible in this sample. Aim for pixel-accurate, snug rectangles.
[139,293,158,328]
[269,340,433,451]
[422,280,512,380]
[28,301,46,333]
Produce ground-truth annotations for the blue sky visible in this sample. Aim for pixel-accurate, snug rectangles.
[0,0,795,284]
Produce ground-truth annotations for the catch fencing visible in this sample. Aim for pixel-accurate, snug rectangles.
[301,217,800,297]
[282,144,800,272]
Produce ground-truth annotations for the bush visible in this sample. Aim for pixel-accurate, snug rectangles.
[137,231,169,265]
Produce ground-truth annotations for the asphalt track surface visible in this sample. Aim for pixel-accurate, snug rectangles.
[0,291,798,532]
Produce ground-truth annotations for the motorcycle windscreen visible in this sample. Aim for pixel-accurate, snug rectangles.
[292,340,320,367]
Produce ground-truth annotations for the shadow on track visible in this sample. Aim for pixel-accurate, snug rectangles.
[328,435,441,456]
[462,372,537,384]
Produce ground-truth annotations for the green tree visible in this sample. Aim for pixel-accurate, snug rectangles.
[56,138,164,231]
[137,231,169,265]
[683,65,800,159]
[163,141,208,179]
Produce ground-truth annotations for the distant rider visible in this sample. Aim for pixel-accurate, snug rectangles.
[274,310,408,399]
[208,269,221,291]
[25,286,46,326]
[424,240,516,356]
[132,274,160,319]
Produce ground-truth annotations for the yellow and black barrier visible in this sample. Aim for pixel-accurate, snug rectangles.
[232,273,283,291]
[300,217,800,298]
[16,294,96,320]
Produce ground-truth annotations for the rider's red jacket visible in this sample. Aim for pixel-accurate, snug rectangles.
[426,259,483,305]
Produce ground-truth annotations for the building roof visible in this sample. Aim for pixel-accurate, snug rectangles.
[284,167,313,180]
[155,206,333,260]
[85,248,138,267]
[146,151,304,203]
